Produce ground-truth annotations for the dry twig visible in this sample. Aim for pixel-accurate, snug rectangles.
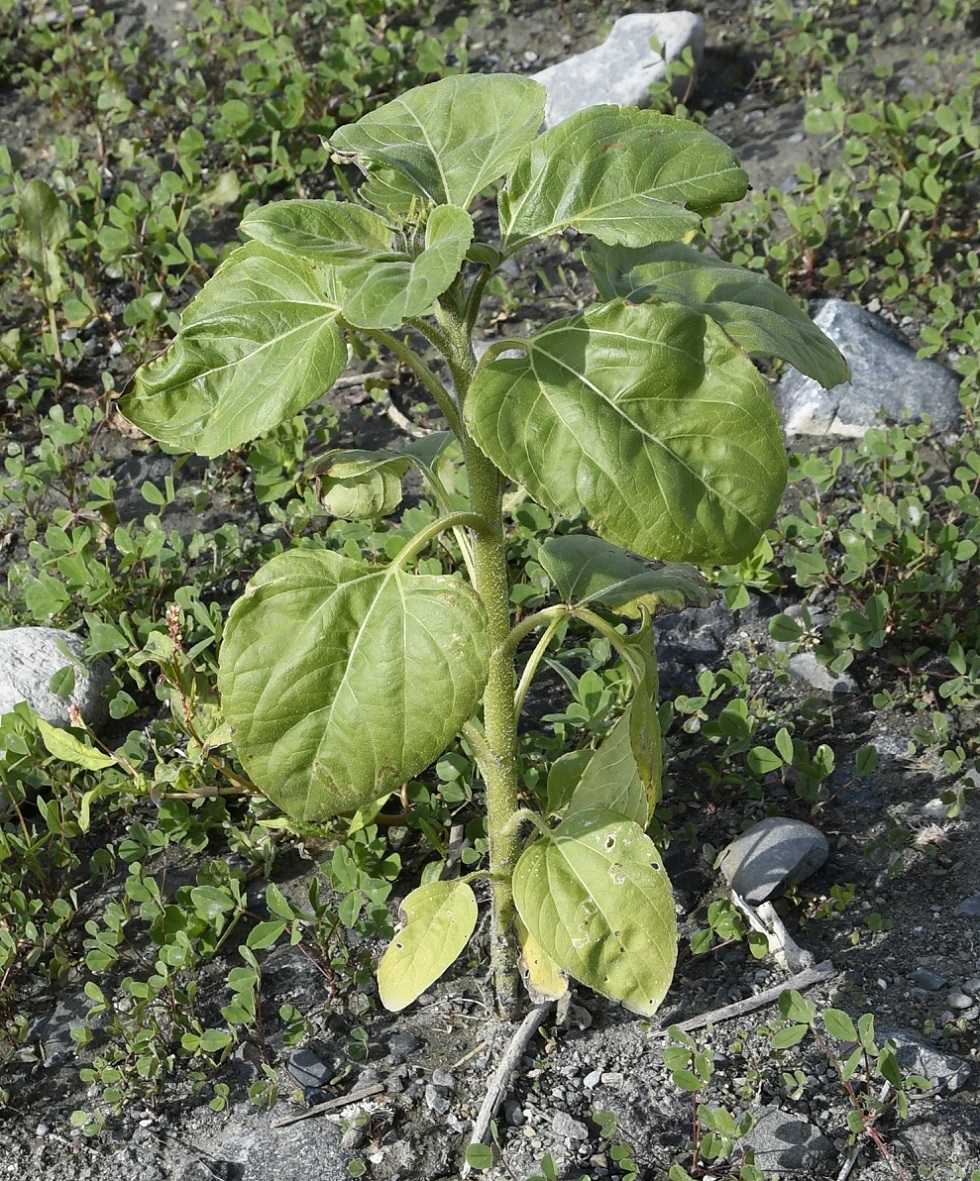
[461,1000,555,1177]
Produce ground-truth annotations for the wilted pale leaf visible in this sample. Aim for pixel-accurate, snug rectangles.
[564,709,648,827]
[539,535,709,619]
[378,879,478,1011]
[516,916,568,1002]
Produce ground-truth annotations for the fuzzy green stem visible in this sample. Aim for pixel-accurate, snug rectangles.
[501,605,570,665]
[365,327,463,437]
[438,303,524,1018]
[390,511,493,572]
[514,614,567,719]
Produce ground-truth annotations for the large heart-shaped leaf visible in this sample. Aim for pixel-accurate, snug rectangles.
[465,300,787,565]
[586,241,849,388]
[330,74,546,213]
[240,199,393,263]
[512,809,677,1016]
[539,535,708,619]
[118,243,347,456]
[218,549,489,821]
[377,879,478,1011]
[340,204,473,329]
[500,107,747,252]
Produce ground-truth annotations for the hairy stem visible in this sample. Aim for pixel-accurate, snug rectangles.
[441,302,523,1018]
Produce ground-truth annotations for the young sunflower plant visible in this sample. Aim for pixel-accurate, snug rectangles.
[120,74,847,1018]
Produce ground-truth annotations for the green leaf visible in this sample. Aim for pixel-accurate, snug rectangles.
[539,535,708,619]
[465,301,787,564]
[565,708,648,826]
[246,920,287,950]
[119,243,347,457]
[778,989,816,1025]
[198,1028,234,1053]
[340,204,473,329]
[500,108,747,251]
[586,241,849,388]
[377,879,478,1011]
[37,719,117,772]
[747,745,783,775]
[823,1009,858,1043]
[512,809,677,1016]
[671,1068,705,1092]
[613,621,662,817]
[330,75,546,213]
[190,886,236,917]
[218,548,489,821]
[770,1024,808,1049]
[465,1144,494,1170]
[312,449,410,520]
[240,199,392,262]
[17,179,69,304]
[547,749,593,817]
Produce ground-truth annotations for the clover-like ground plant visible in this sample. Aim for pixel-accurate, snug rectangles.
[120,74,847,1019]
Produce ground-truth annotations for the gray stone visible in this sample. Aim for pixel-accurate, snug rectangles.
[879,1026,971,1092]
[743,1107,835,1171]
[787,652,858,696]
[532,12,705,128]
[892,1099,980,1164]
[28,989,103,1065]
[287,1048,332,1089]
[947,989,973,1010]
[720,817,829,903]
[424,1084,450,1115]
[779,299,962,437]
[387,1033,420,1060]
[911,968,947,991]
[954,894,980,918]
[503,1100,525,1127]
[181,1098,353,1181]
[0,627,111,734]
[551,1111,589,1140]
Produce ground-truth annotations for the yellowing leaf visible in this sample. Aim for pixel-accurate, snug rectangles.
[516,916,568,1002]
[378,879,478,1011]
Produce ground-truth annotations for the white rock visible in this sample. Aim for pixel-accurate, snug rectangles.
[720,817,829,904]
[0,627,111,736]
[779,299,962,438]
[787,652,858,696]
[532,12,706,128]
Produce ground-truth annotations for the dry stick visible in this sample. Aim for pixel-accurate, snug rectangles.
[270,1083,385,1129]
[461,1000,556,1178]
[650,959,837,1038]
